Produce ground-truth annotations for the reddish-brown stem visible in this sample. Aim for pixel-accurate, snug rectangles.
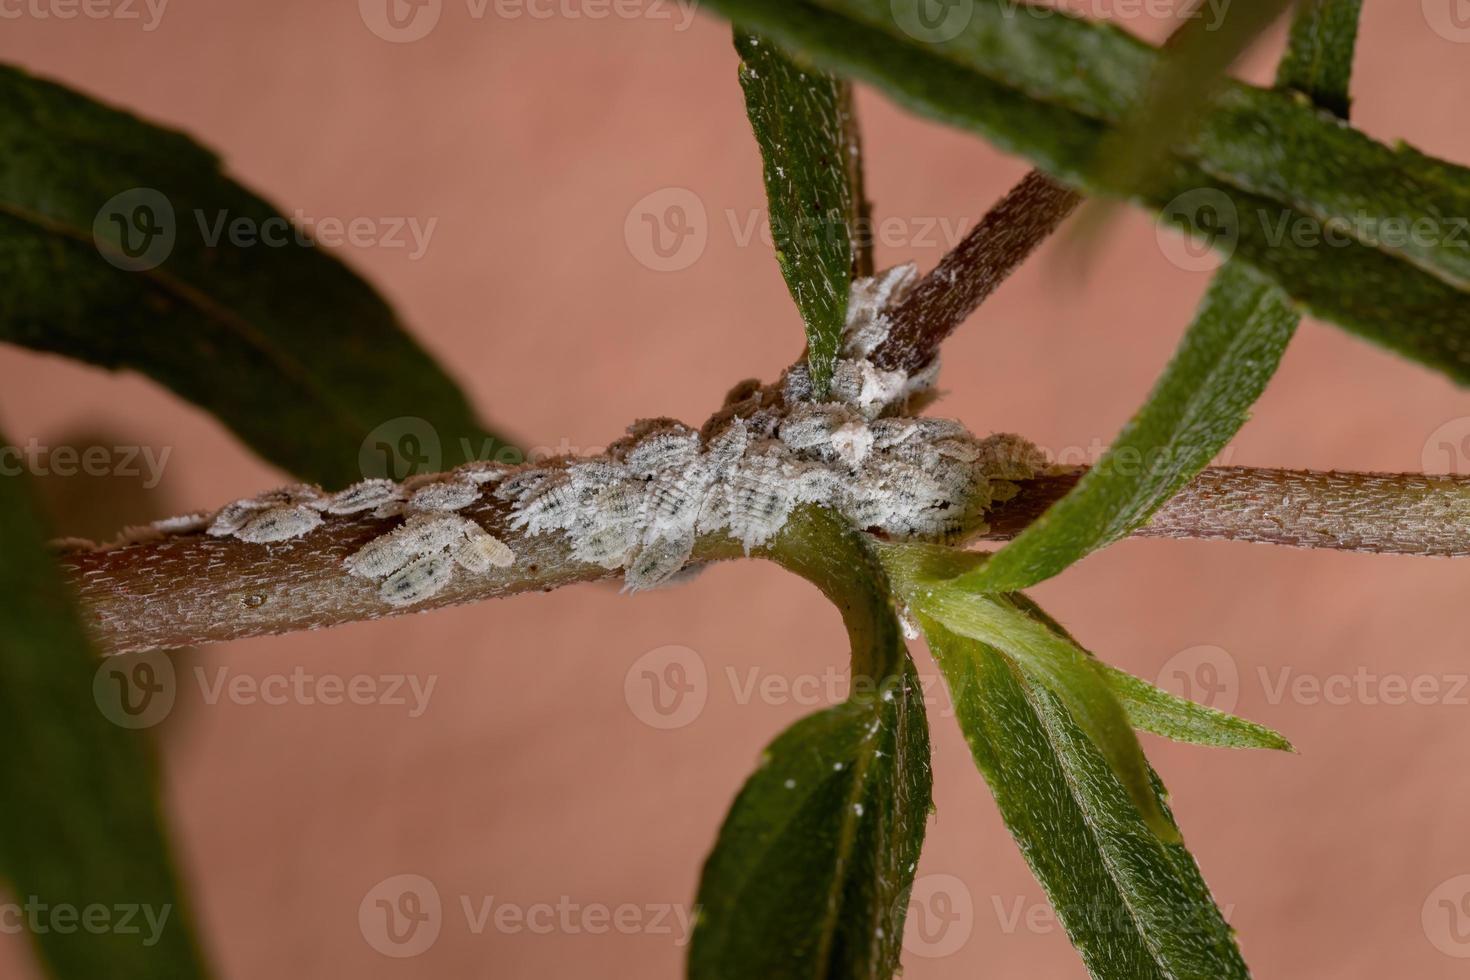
[64,466,1470,655]
[869,170,1081,375]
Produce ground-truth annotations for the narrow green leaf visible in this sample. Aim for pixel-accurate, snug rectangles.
[734,32,866,398]
[919,615,1249,980]
[927,588,1172,840]
[0,436,209,978]
[1099,0,1296,197]
[696,0,1470,386]
[0,64,516,488]
[690,509,931,979]
[1101,662,1293,752]
[878,541,1171,841]
[1275,0,1364,118]
[956,261,1297,594]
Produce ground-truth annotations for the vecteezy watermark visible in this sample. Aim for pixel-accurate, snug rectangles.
[1422,417,1470,475]
[0,896,173,947]
[0,0,168,30]
[623,645,964,730]
[1422,0,1470,43]
[360,874,443,958]
[92,188,437,273]
[1155,644,1470,712]
[94,653,437,729]
[1424,875,1470,958]
[357,418,605,481]
[625,644,708,730]
[624,188,988,273]
[358,875,697,957]
[624,187,709,273]
[890,0,975,43]
[901,874,974,958]
[990,894,1234,936]
[1156,187,1470,272]
[358,0,698,43]
[0,439,170,488]
[1155,644,1240,713]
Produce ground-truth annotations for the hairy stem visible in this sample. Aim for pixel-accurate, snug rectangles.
[980,467,1470,555]
[65,466,1470,655]
[869,170,1081,375]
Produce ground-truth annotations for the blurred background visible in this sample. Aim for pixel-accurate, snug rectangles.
[2,1,1470,976]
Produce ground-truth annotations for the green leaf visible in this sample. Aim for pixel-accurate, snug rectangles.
[919,615,1249,980]
[956,261,1297,594]
[689,508,931,979]
[1003,589,1293,752]
[0,64,516,489]
[1098,0,1296,197]
[1275,0,1364,118]
[695,0,1470,386]
[879,541,1172,841]
[735,32,868,398]
[1101,662,1292,752]
[0,436,209,979]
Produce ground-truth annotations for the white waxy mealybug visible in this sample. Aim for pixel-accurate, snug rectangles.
[380,553,454,607]
[324,479,403,515]
[304,267,1043,593]
[234,505,324,543]
[209,485,326,540]
[493,265,1044,588]
[408,479,480,513]
[152,512,211,535]
[454,527,516,572]
[346,511,515,606]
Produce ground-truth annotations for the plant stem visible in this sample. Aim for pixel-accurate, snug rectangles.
[869,169,1081,375]
[980,467,1470,555]
[64,466,1470,655]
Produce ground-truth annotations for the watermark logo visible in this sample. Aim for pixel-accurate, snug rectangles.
[624,644,707,729]
[0,897,173,946]
[360,416,443,480]
[891,0,974,44]
[1423,417,1470,475]
[902,873,974,958]
[624,187,708,272]
[0,439,171,487]
[93,188,176,272]
[93,651,177,730]
[359,0,442,41]
[1423,875,1470,957]
[1423,0,1470,43]
[0,0,169,31]
[360,874,443,958]
[1156,644,1239,713]
[95,663,437,728]
[1157,188,1238,272]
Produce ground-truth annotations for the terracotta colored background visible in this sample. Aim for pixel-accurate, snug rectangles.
[3,2,1470,976]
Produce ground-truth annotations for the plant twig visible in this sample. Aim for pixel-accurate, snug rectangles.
[979,467,1470,556]
[63,466,1470,655]
[869,170,1081,375]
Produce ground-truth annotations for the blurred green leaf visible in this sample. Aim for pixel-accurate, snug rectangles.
[0,64,515,489]
[1098,0,1296,196]
[689,508,931,979]
[696,0,1470,385]
[919,615,1249,980]
[1275,0,1363,118]
[0,433,208,979]
[735,32,868,397]
[956,261,1297,594]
